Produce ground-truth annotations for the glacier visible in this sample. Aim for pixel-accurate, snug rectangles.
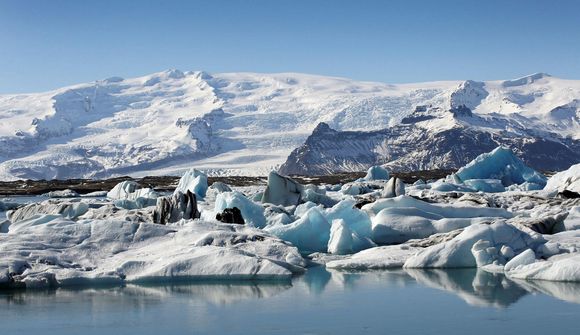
[1,71,580,180]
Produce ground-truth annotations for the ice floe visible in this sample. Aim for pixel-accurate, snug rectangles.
[0,216,305,288]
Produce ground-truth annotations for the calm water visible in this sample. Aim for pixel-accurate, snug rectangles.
[1,267,580,335]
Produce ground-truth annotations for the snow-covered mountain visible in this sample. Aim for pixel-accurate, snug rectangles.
[0,70,579,180]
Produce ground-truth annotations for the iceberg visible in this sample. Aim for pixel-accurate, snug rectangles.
[454,147,547,188]
[383,177,405,197]
[43,189,80,198]
[174,168,208,199]
[505,252,580,282]
[364,166,390,181]
[107,181,158,209]
[371,206,494,245]
[463,179,505,193]
[544,163,580,195]
[265,207,330,253]
[363,195,513,219]
[326,245,420,270]
[0,215,306,288]
[327,219,375,255]
[7,200,89,223]
[324,198,372,238]
[404,221,545,268]
[208,181,232,194]
[262,171,303,206]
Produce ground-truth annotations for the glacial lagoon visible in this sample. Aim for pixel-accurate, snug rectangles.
[2,267,580,335]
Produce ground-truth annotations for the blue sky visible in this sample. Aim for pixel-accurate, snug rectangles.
[1,0,579,93]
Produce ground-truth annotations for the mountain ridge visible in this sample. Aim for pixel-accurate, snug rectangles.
[0,70,579,180]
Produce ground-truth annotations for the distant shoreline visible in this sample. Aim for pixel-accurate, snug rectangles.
[0,170,456,196]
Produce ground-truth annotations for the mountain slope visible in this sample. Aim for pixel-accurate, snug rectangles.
[0,71,579,179]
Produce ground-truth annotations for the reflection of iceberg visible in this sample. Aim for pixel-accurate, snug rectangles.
[511,279,580,305]
[295,266,332,295]
[405,268,528,308]
[0,282,292,306]
[327,268,416,291]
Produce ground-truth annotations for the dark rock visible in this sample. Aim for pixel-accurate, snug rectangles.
[560,190,580,199]
[216,207,245,225]
[153,190,200,225]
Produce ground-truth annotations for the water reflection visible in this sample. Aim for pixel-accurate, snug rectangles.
[1,282,292,306]
[404,268,529,308]
[2,267,580,310]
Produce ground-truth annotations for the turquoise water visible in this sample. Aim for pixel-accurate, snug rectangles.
[2,267,580,334]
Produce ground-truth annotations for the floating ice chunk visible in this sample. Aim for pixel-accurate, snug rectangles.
[0,217,306,288]
[262,171,303,206]
[81,191,108,197]
[294,201,318,218]
[371,207,493,245]
[341,183,370,196]
[505,253,580,282]
[463,179,505,193]
[454,147,547,187]
[107,181,158,209]
[326,245,419,270]
[504,249,537,271]
[383,177,405,198]
[265,207,330,253]
[506,182,545,192]
[43,189,80,198]
[560,207,580,231]
[215,191,266,228]
[363,195,513,219]
[174,168,208,199]
[544,163,580,195]
[265,211,293,226]
[327,219,375,255]
[324,198,372,238]
[404,221,545,268]
[208,181,232,194]
[301,188,338,207]
[430,180,475,192]
[7,200,89,223]
[328,219,354,255]
[364,166,390,181]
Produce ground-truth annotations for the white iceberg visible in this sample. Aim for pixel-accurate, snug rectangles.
[326,245,419,270]
[7,200,89,223]
[544,163,580,195]
[327,219,375,255]
[262,171,303,206]
[0,215,306,288]
[404,221,545,268]
[107,180,158,209]
[174,168,208,199]
[363,195,513,219]
[371,206,494,245]
[364,166,390,181]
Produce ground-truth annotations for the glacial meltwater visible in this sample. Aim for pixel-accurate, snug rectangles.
[2,267,580,335]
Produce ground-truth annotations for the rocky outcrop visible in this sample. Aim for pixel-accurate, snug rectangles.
[153,190,200,225]
[216,207,245,225]
[279,122,580,176]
